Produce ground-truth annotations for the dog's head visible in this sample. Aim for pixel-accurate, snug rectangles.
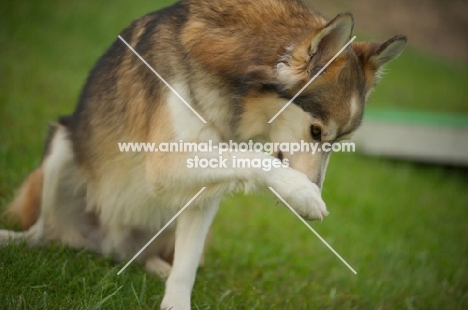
[239,13,407,189]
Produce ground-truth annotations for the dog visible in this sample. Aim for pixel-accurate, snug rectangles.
[0,0,407,309]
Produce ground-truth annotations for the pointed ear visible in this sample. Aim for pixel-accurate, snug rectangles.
[353,35,407,71]
[276,13,354,89]
[314,13,354,56]
[374,35,407,68]
[352,35,407,95]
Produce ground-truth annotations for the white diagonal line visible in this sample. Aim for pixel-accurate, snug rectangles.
[268,187,357,274]
[117,187,207,275]
[118,35,207,124]
[268,36,356,123]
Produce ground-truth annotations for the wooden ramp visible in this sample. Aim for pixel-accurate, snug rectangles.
[352,109,468,167]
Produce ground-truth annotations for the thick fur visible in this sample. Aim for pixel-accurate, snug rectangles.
[0,1,407,309]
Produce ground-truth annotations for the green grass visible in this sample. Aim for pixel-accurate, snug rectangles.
[1,0,467,309]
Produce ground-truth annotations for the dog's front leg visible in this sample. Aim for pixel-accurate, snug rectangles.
[160,198,219,310]
[148,151,327,220]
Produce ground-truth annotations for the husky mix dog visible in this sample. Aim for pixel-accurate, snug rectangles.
[1,0,406,309]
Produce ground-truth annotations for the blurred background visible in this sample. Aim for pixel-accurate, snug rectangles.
[317,0,468,63]
[0,0,467,309]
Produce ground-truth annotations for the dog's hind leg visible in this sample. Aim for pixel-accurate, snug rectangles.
[37,124,100,250]
[160,197,219,310]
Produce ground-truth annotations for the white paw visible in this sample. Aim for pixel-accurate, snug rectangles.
[160,295,190,310]
[269,170,328,221]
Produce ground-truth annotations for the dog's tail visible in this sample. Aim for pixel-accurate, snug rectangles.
[3,165,43,230]
[1,124,63,246]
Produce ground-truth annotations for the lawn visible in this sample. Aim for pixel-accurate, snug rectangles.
[1,0,467,309]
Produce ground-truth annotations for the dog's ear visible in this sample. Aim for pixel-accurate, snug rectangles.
[275,13,354,89]
[312,13,354,59]
[353,35,407,70]
[352,35,407,94]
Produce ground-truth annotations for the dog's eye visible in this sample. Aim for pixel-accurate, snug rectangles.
[310,125,322,141]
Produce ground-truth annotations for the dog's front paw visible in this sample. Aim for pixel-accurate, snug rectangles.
[160,297,189,310]
[160,286,190,310]
[269,171,328,221]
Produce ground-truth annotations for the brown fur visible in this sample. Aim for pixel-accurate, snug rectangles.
[62,0,407,183]
[4,166,43,229]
